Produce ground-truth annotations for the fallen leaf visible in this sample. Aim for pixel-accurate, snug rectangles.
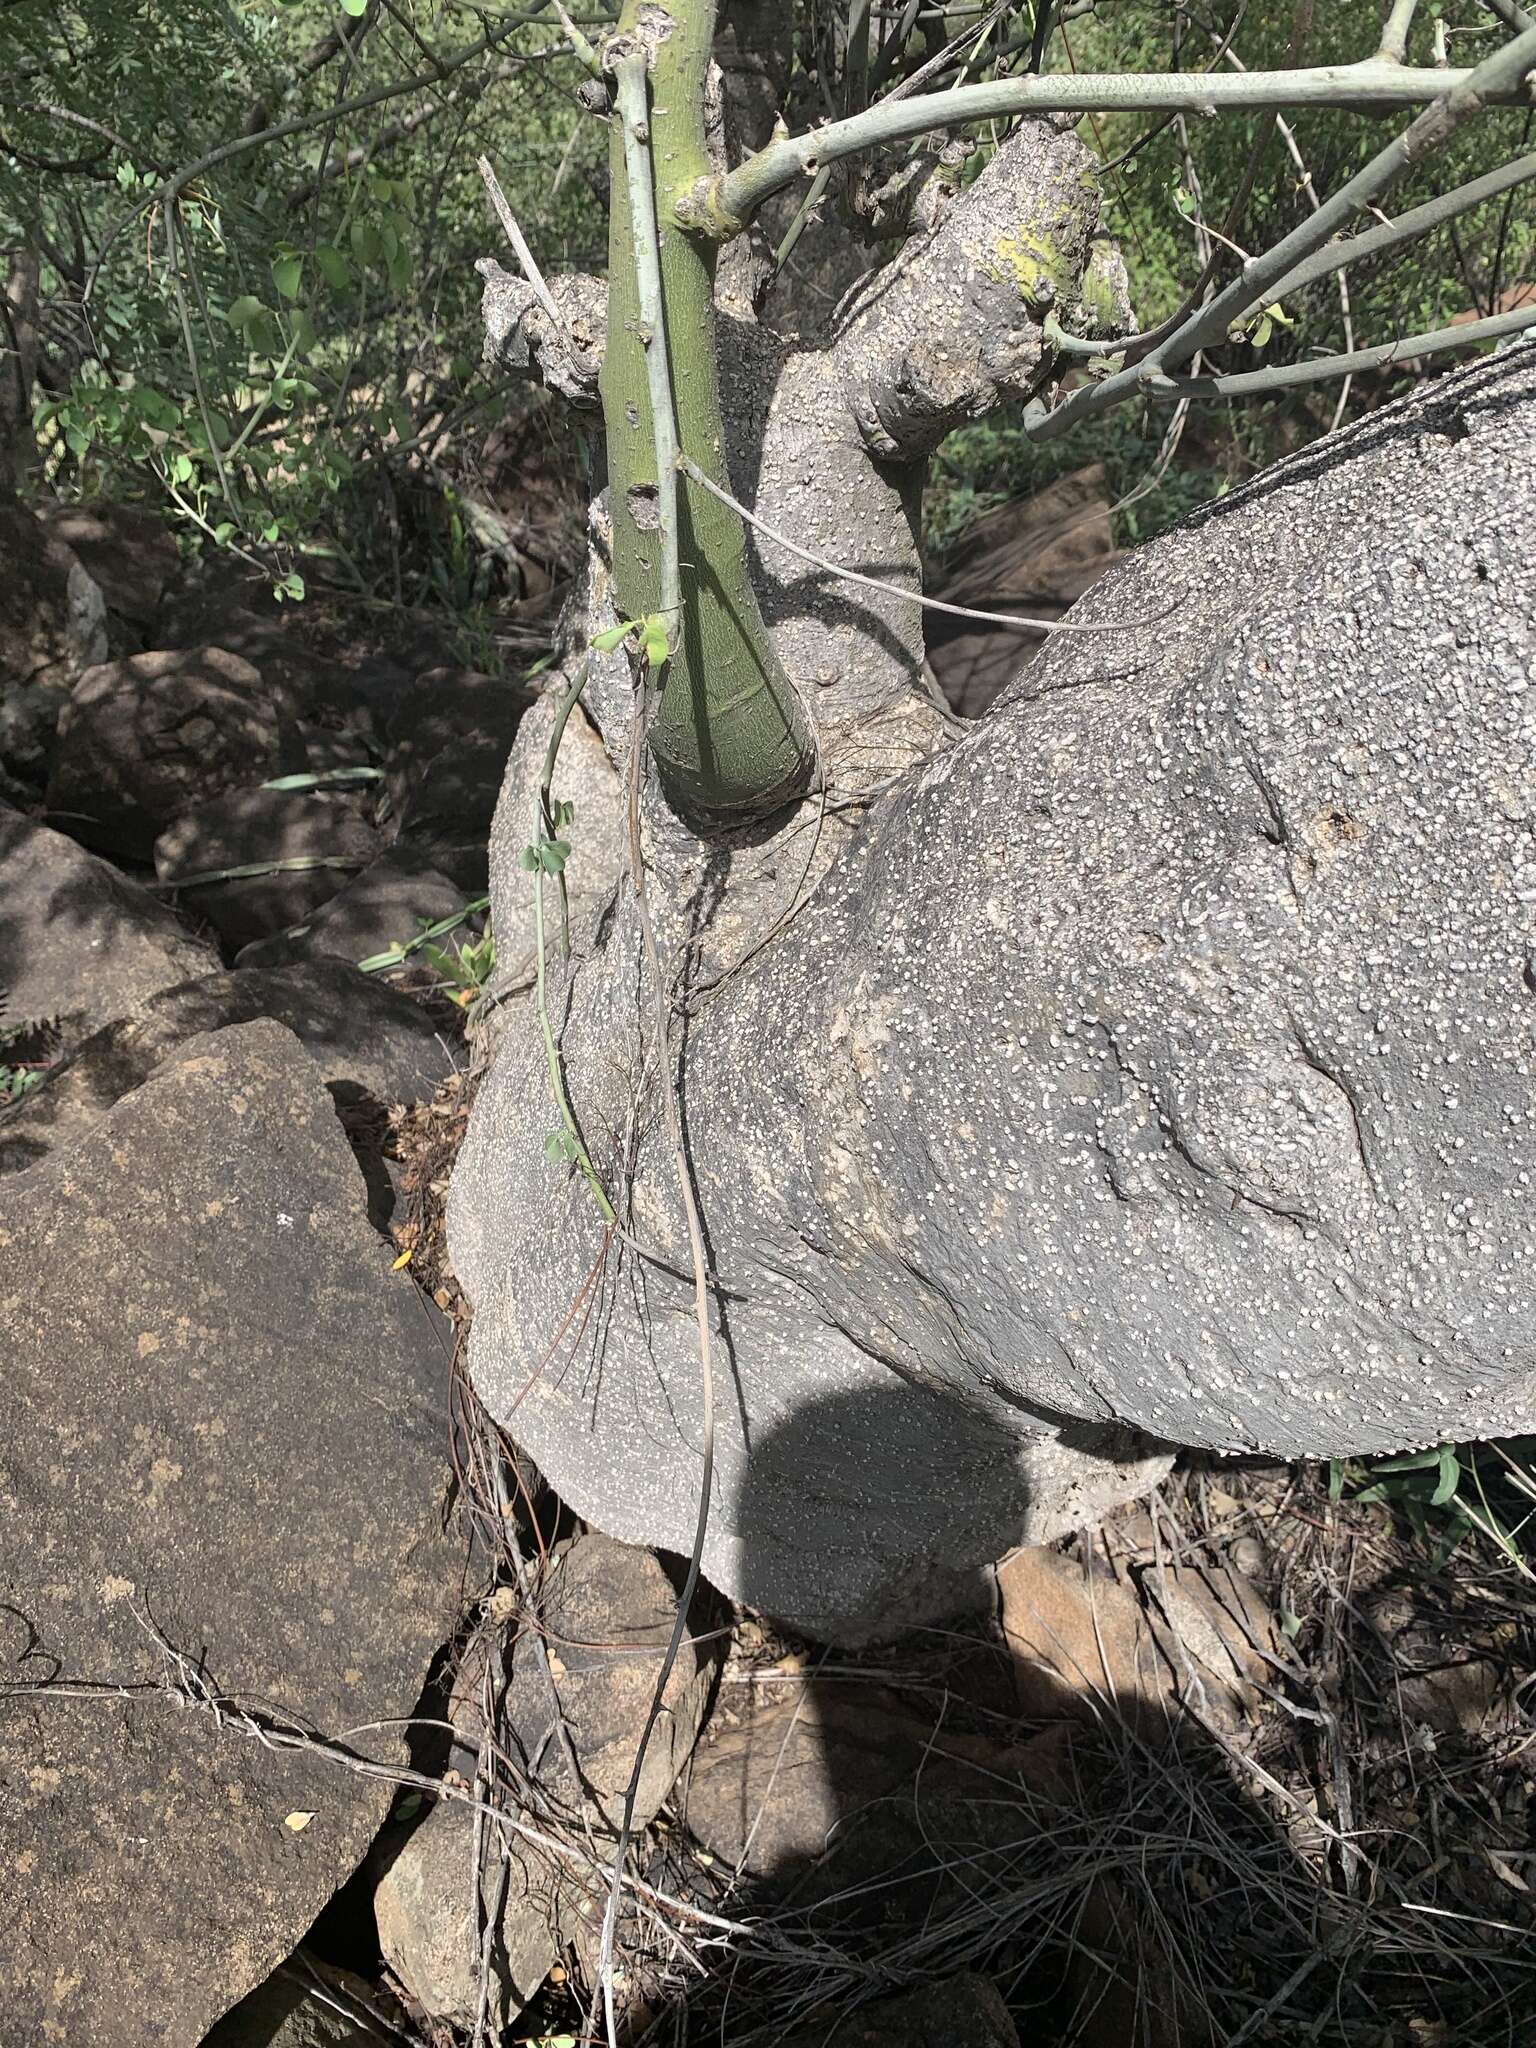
[391,1247,412,1270]
[284,1810,316,1833]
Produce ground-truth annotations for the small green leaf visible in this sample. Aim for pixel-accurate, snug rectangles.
[226,294,265,331]
[314,243,351,291]
[339,0,367,14]
[518,847,540,872]
[272,253,302,300]
[171,452,194,484]
[350,219,384,267]
[590,621,633,653]
[1430,1444,1461,1508]
[640,616,670,672]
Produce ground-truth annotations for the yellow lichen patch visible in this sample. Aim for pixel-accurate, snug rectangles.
[990,226,1072,309]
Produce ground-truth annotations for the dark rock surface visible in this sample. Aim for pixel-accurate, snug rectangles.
[393,738,509,893]
[925,463,1121,718]
[0,799,217,1052]
[236,849,473,973]
[35,500,178,634]
[0,675,67,795]
[0,957,451,1176]
[452,346,1536,1638]
[0,1018,463,2045]
[202,1951,388,2047]
[154,786,381,949]
[47,644,296,860]
[382,666,527,819]
[0,499,106,692]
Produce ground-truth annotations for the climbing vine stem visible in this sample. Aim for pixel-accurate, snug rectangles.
[527,661,615,1225]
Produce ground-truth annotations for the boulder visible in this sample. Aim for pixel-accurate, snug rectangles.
[504,1532,717,1832]
[382,666,527,820]
[0,800,217,1054]
[373,1534,716,2033]
[202,1952,389,2048]
[154,787,382,949]
[0,1018,464,2045]
[0,499,107,691]
[0,674,67,795]
[382,667,529,893]
[0,957,452,1177]
[35,501,178,634]
[683,1681,941,1878]
[47,645,298,860]
[450,347,1536,1642]
[372,1791,567,2036]
[998,1536,1277,1734]
[371,1624,573,2034]
[393,741,508,892]
[154,588,366,729]
[236,849,472,974]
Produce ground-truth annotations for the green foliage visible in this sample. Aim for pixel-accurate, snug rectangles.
[926,1,1535,559]
[418,925,496,1005]
[0,1022,48,1104]
[1329,1440,1536,1576]
[0,0,605,606]
[356,895,491,977]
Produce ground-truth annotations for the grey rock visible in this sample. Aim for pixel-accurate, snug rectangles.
[0,956,451,1176]
[235,849,475,973]
[48,645,297,860]
[0,1017,463,2044]
[394,740,510,893]
[155,787,381,949]
[382,666,527,820]
[0,799,217,1052]
[683,1681,936,1878]
[451,349,1536,1640]
[505,1532,717,1831]
[372,1794,566,2035]
[0,676,67,793]
[0,499,106,692]
[154,588,363,728]
[35,500,178,632]
[202,1952,390,2047]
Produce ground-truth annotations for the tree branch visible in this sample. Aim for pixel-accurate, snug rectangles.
[1141,301,1536,402]
[614,53,682,639]
[706,56,1536,230]
[1028,24,1536,445]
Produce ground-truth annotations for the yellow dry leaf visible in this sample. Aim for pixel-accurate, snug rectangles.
[391,1248,412,1270]
[284,1811,316,1833]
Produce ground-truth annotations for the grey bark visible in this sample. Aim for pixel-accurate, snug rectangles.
[454,92,1536,1638]
[454,343,1536,1636]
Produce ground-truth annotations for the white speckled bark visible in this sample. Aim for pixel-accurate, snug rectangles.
[456,262,1536,1634]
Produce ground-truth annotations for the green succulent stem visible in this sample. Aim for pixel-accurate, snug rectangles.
[600,0,814,825]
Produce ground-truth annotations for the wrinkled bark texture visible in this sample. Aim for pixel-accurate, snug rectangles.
[453,342,1536,1639]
